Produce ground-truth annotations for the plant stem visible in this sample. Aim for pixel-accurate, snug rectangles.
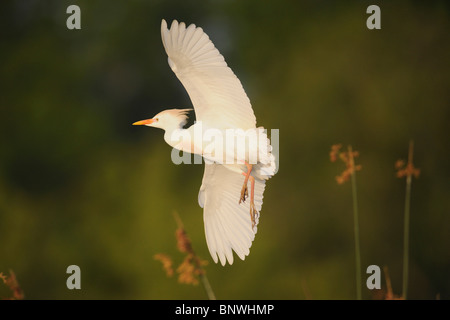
[402,140,414,299]
[402,175,411,299]
[349,145,362,300]
[200,273,216,300]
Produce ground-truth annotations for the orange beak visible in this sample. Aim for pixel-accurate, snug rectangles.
[132,119,155,126]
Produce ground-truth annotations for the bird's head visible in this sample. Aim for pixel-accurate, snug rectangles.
[133,108,192,131]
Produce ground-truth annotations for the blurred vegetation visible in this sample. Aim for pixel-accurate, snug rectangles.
[1,0,449,299]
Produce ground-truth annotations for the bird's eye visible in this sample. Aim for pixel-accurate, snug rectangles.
[155,118,159,121]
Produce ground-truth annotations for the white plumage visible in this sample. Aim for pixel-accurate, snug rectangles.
[161,19,256,130]
[198,164,266,265]
[134,20,276,265]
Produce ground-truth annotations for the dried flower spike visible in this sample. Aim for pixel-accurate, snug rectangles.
[330,144,342,162]
[0,270,24,300]
[176,227,192,254]
[396,141,420,179]
[155,212,214,299]
[383,267,403,300]
[330,144,362,185]
[177,254,208,285]
[154,254,174,277]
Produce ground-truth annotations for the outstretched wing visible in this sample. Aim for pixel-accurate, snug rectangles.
[161,19,256,130]
[198,164,265,265]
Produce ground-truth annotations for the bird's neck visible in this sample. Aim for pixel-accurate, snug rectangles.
[163,124,189,149]
[163,124,201,155]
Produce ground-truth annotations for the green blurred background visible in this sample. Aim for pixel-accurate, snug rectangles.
[1,0,449,299]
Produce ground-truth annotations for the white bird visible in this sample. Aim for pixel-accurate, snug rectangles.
[133,19,277,266]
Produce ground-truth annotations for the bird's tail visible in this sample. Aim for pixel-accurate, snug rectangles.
[254,127,278,180]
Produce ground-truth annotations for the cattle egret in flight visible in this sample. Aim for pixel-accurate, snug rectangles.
[133,20,277,265]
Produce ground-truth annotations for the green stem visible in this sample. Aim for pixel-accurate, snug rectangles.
[402,140,414,299]
[402,175,411,299]
[349,146,362,300]
[200,273,216,300]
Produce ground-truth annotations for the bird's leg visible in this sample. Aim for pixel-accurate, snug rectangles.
[248,175,258,230]
[239,162,253,204]
[240,166,258,230]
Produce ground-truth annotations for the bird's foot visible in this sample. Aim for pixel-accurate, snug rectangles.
[239,162,252,204]
[250,201,259,231]
[239,184,248,204]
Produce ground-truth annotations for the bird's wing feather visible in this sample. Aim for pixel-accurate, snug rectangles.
[161,19,256,130]
[198,163,265,265]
